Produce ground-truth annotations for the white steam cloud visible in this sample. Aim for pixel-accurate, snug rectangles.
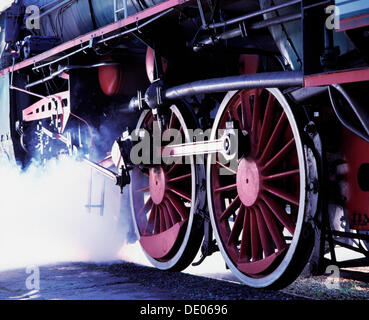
[0,1,14,13]
[0,156,129,271]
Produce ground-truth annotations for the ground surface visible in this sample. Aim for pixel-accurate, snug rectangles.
[0,262,301,300]
[0,241,368,300]
[0,259,368,300]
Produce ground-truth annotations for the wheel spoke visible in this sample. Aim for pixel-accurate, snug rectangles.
[250,209,263,261]
[168,112,175,130]
[251,90,261,136]
[240,208,251,260]
[261,138,296,173]
[214,184,237,193]
[227,205,245,246]
[161,204,172,230]
[167,162,185,176]
[256,93,276,156]
[163,199,180,225]
[263,184,299,206]
[144,115,154,130]
[144,205,155,235]
[220,196,241,220]
[258,202,286,251]
[153,205,160,234]
[241,92,252,129]
[174,126,184,144]
[254,206,275,257]
[168,187,191,202]
[137,185,150,193]
[216,161,237,175]
[158,205,166,233]
[138,197,153,217]
[259,112,287,164]
[261,194,296,235]
[168,173,192,183]
[165,193,189,220]
[263,168,299,181]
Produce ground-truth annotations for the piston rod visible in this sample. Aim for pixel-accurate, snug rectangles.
[162,136,230,158]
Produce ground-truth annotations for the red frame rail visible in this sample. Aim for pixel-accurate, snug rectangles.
[304,68,369,87]
[0,0,191,76]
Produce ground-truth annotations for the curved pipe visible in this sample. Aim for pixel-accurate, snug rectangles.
[129,71,303,110]
[329,84,369,143]
[164,71,303,100]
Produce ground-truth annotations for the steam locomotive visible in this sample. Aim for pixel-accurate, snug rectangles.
[0,0,369,289]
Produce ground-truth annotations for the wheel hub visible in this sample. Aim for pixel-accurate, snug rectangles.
[236,158,260,207]
[149,167,167,204]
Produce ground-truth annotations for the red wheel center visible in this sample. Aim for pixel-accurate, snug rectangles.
[149,167,166,205]
[237,158,260,207]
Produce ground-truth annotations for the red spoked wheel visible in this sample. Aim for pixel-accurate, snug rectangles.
[207,88,315,288]
[130,106,204,271]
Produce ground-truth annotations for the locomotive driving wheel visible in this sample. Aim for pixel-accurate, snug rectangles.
[130,105,205,271]
[207,88,315,288]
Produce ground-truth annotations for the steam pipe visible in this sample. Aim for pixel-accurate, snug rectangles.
[205,0,301,29]
[164,71,303,100]
[249,12,301,30]
[194,12,302,51]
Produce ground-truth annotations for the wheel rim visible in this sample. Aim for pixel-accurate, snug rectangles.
[130,106,202,270]
[207,88,308,287]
